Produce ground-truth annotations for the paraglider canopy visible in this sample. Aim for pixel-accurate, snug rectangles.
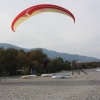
[11,4,75,32]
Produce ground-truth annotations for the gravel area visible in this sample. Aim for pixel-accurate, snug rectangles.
[0,69,100,100]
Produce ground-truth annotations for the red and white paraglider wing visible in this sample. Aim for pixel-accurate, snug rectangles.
[11,4,75,32]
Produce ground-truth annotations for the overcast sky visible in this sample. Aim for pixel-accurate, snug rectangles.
[0,0,100,59]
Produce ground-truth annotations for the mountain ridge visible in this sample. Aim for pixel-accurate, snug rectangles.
[0,43,100,62]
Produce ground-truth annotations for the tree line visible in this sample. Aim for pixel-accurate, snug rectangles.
[0,47,71,76]
[0,47,99,76]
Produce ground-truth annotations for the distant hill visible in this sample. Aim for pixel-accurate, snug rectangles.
[0,43,100,62]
